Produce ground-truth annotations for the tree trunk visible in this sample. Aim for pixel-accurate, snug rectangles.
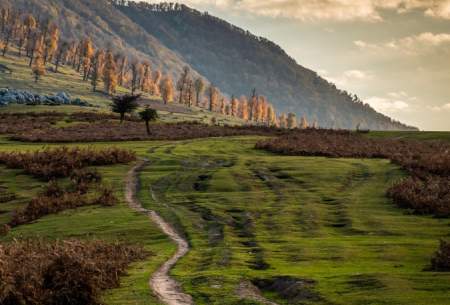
[120,113,125,124]
[145,121,150,135]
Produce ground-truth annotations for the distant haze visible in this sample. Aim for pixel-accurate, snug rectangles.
[143,0,450,131]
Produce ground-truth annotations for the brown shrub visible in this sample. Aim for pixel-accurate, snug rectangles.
[8,177,118,228]
[0,224,10,236]
[387,176,450,217]
[0,112,139,137]
[91,187,118,207]
[8,192,88,227]
[11,121,283,142]
[430,240,450,271]
[0,239,149,305]
[0,147,136,180]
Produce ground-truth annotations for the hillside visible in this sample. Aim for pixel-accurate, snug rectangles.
[0,53,245,126]
[2,0,416,131]
[115,1,416,131]
[1,0,200,78]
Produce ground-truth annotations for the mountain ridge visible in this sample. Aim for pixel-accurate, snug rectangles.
[3,0,417,130]
[114,1,416,130]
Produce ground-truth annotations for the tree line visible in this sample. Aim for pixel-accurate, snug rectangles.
[0,6,314,129]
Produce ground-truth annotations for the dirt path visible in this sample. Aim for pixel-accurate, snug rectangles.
[126,161,194,305]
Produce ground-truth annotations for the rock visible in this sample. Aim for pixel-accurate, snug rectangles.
[0,89,91,107]
[56,92,71,103]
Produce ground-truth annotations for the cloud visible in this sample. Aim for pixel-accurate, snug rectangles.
[365,97,410,113]
[322,69,374,86]
[143,0,450,21]
[428,103,450,111]
[354,32,450,55]
[365,91,417,113]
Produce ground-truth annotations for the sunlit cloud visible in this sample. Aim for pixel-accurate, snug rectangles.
[143,0,450,21]
[428,103,450,111]
[321,69,374,87]
[354,32,450,55]
[365,91,418,114]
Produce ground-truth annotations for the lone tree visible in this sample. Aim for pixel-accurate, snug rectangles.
[139,107,158,135]
[111,94,140,123]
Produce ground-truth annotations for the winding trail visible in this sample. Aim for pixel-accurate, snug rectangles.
[126,161,194,305]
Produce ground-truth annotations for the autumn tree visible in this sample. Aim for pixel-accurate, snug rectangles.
[23,14,36,57]
[186,79,195,107]
[0,8,9,34]
[279,113,287,129]
[266,105,276,127]
[220,98,226,115]
[32,54,45,83]
[43,23,59,64]
[194,78,205,107]
[139,107,158,135]
[91,49,105,92]
[16,20,27,57]
[1,21,14,56]
[28,32,43,66]
[160,75,174,104]
[176,66,191,104]
[103,50,117,95]
[54,40,69,72]
[111,94,140,123]
[130,60,142,95]
[239,96,249,121]
[207,85,219,112]
[249,95,258,121]
[231,96,239,117]
[80,37,94,80]
[117,55,128,87]
[287,113,297,129]
[300,115,309,129]
[140,61,152,92]
[150,70,162,96]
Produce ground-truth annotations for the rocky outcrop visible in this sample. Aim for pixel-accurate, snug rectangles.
[0,89,92,107]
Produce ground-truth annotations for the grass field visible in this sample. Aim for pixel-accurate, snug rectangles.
[366,130,450,142]
[136,137,450,305]
[1,135,450,304]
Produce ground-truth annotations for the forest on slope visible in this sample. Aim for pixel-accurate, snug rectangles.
[2,0,416,130]
[115,1,417,131]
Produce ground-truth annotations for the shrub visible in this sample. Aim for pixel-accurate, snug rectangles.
[0,147,136,180]
[430,240,450,271]
[387,176,450,217]
[91,187,118,207]
[11,121,284,142]
[0,240,149,305]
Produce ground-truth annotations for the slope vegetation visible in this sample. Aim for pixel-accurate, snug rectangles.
[115,2,416,131]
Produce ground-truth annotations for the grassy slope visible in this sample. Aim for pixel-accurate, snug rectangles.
[138,137,450,305]
[0,51,245,126]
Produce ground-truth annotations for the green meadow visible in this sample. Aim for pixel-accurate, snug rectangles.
[1,135,449,305]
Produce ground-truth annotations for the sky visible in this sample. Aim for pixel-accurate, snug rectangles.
[143,0,450,130]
